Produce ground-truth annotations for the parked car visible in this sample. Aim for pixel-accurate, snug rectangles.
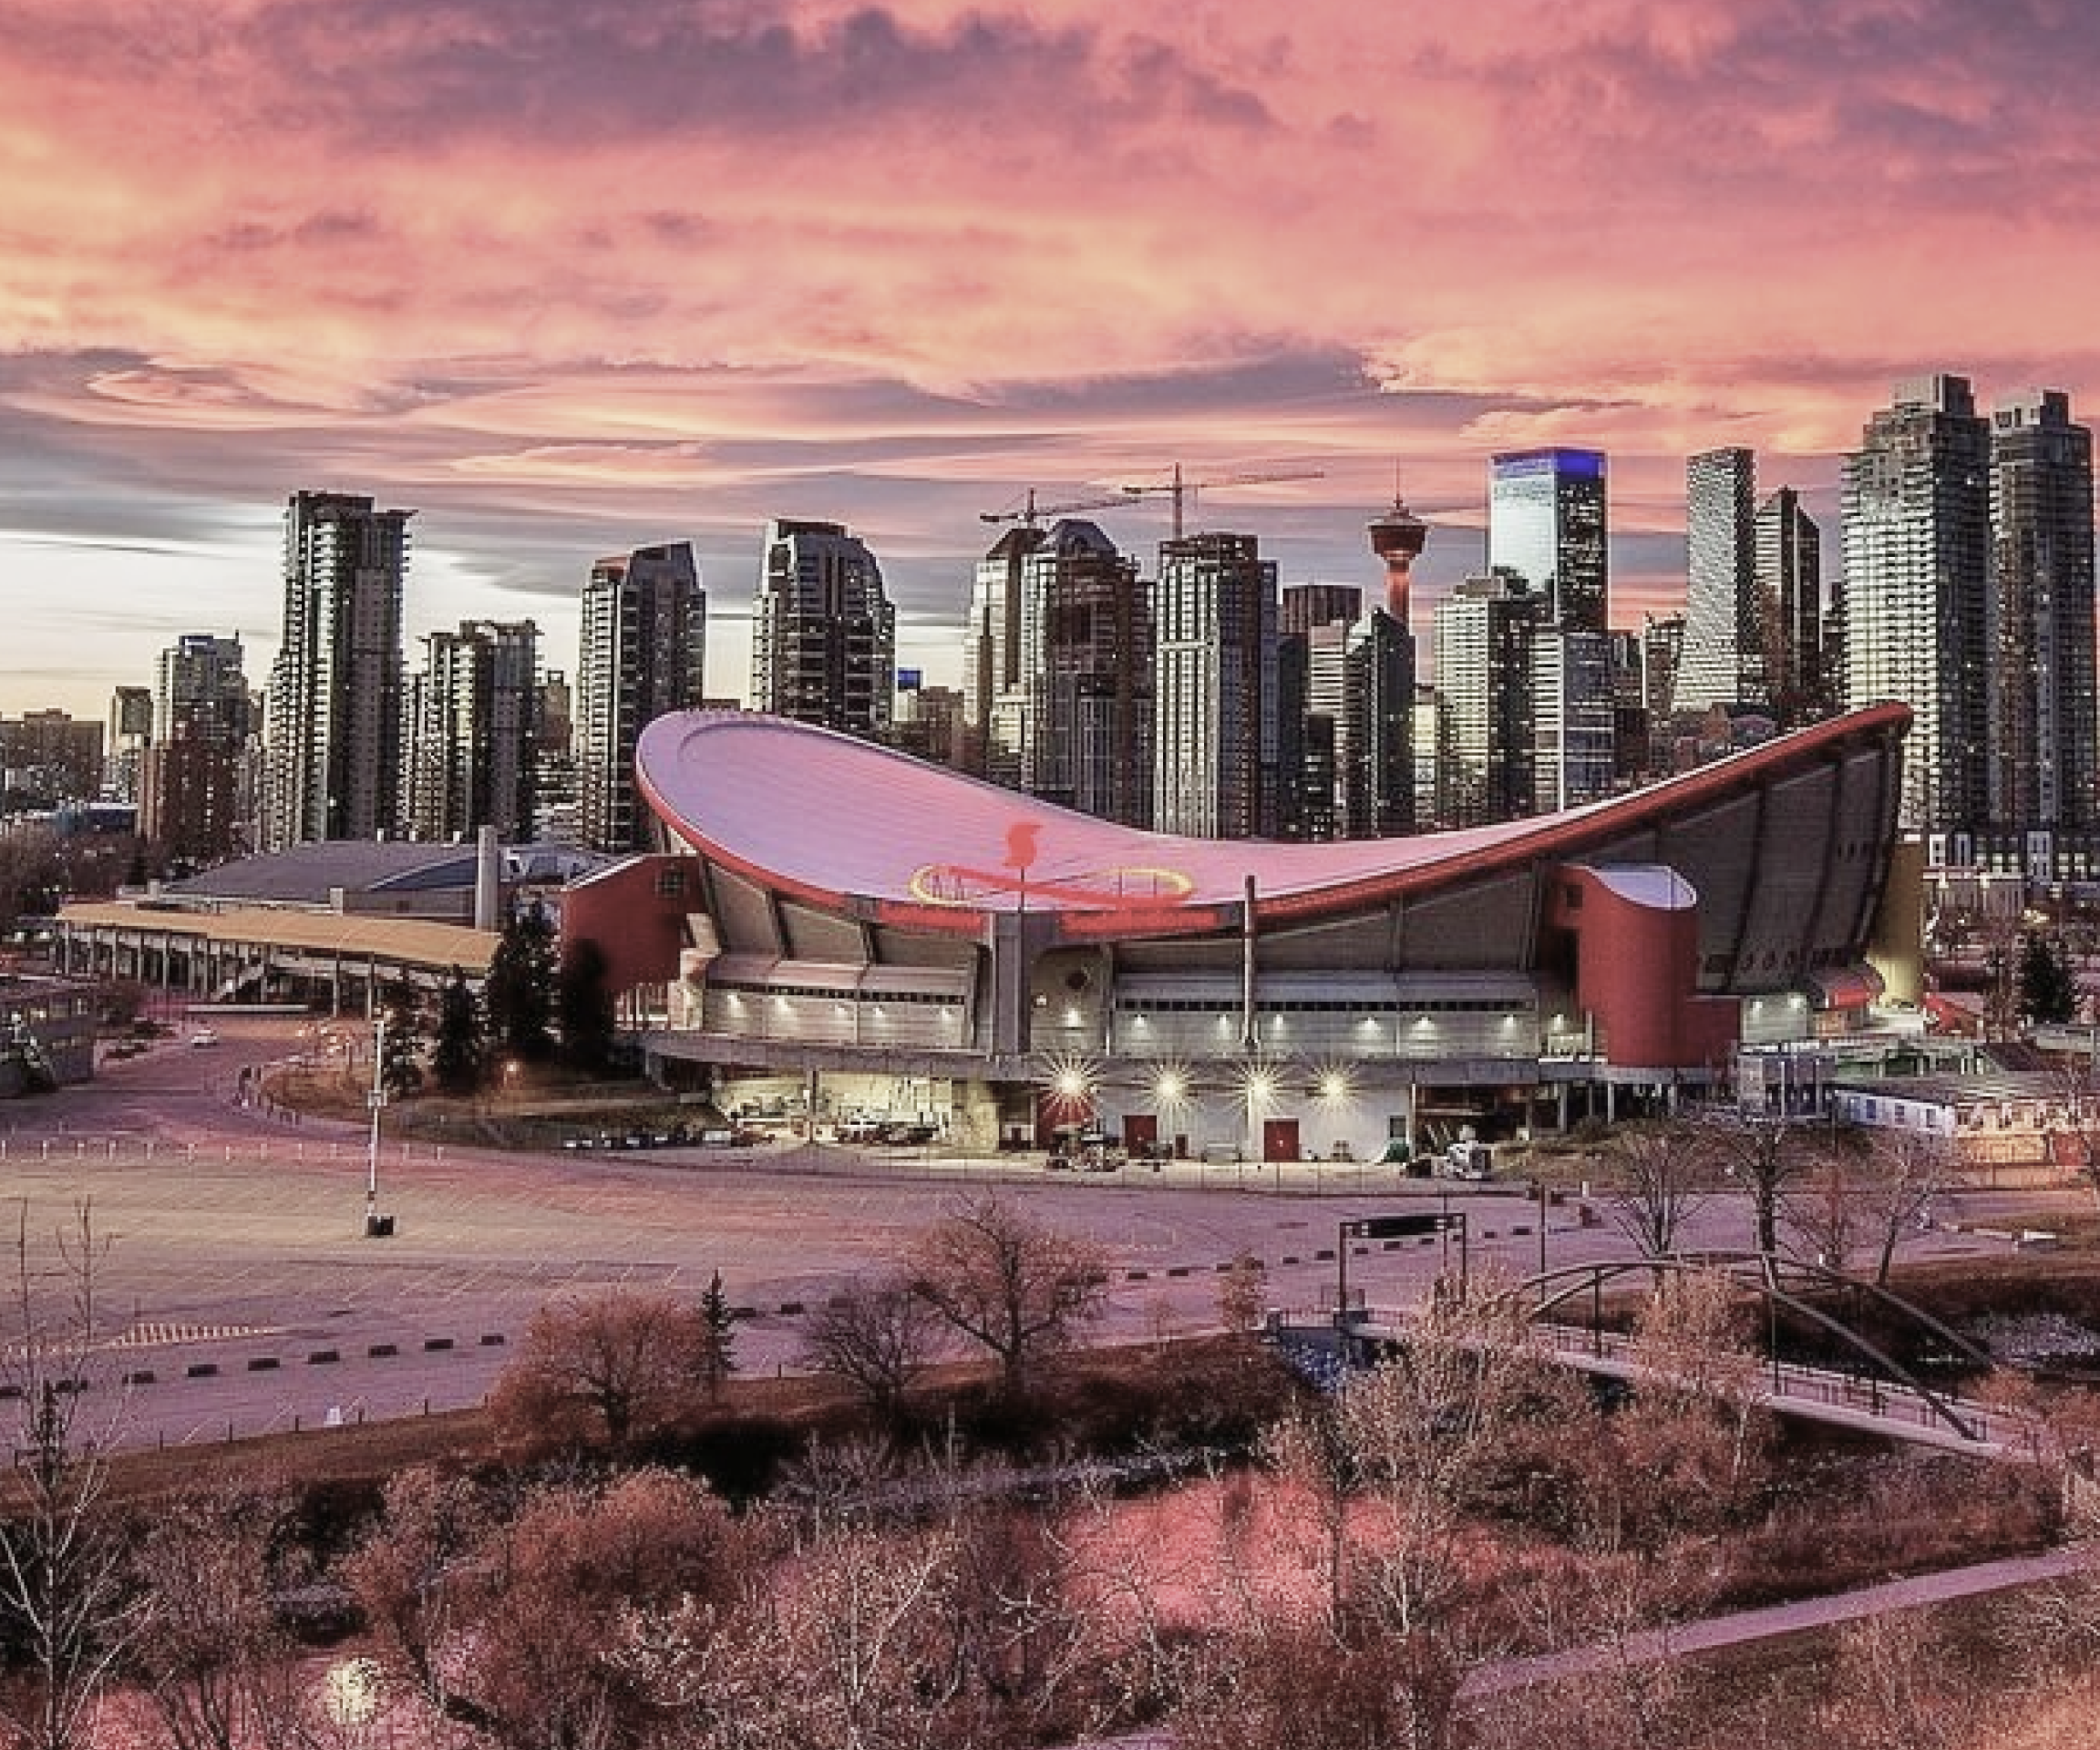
[189,1028,220,1048]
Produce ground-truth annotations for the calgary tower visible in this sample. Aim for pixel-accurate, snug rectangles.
[1367,485,1429,629]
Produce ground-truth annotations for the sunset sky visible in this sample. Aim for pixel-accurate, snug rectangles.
[4,0,2098,721]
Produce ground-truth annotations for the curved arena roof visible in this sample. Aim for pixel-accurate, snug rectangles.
[636,702,1912,938]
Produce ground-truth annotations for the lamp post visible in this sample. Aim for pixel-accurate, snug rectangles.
[1537,1177,1549,1306]
[365,1014,389,1237]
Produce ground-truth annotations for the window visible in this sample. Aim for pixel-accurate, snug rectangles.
[654,866,687,899]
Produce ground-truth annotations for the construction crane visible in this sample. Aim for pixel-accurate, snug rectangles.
[1120,462,1325,542]
[978,487,1134,529]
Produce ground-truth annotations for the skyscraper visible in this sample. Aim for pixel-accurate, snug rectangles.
[1488,448,1610,825]
[1840,376,1991,839]
[1678,447,1761,716]
[1294,603,1414,839]
[140,633,250,861]
[577,543,706,854]
[0,711,102,810]
[262,490,412,849]
[1017,520,1153,827]
[1488,448,1608,634]
[1152,531,1279,839]
[750,520,895,739]
[1279,587,1366,839]
[1755,487,1827,727]
[104,687,152,803]
[1607,629,1651,787]
[1335,610,1415,837]
[1431,573,1540,827]
[1529,625,1617,813]
[1280,583,1364,640]
[1988,389,2096,854]
[1642,612,1686,769]
[532,672,580,845]
[404,620,541,843]
[155,634,250,749]
[962,525,1044,787]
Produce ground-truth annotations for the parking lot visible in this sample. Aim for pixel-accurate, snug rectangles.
[0,1013,2082,1450]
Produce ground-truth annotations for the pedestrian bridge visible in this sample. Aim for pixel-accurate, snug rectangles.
[1323,1251,2050,1463]
[1346,1307,2040,1460]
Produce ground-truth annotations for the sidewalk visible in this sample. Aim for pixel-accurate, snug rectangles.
[1461,1544,2093,1698]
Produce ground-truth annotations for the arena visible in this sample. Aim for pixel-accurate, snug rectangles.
[558,702,1919,1164]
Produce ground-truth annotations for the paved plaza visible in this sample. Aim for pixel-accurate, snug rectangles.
[0,1015,2077,1451]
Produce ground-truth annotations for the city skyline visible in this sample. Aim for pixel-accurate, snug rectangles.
[5,5,2099,719]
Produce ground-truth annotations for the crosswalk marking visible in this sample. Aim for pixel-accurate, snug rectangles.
[106,1322,275,1349]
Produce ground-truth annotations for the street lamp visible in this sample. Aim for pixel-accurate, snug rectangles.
[365,1014,392,1238]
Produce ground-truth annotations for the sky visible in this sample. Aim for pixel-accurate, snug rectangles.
[5,0,2100,722]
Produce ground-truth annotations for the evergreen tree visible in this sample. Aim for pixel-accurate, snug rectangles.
[697,1269,738,1400]
[556,936,619,1074]
[377,978,426,1100]
[431,966,484,1095]
[484,901,558,1064]
[2020,929,2080,1026]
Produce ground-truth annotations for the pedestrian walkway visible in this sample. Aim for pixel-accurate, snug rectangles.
[1462,1544,2093,1698]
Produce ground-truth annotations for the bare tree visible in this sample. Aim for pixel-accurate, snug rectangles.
[1699,1107,1826,1255]
[1604,1123,1713,1261]
[1781,1156,1867,1272]
[1174,1621,1436,1750]
[125,1480,319,1750]
[1812,1607,1979,1750]
[332,1467,491,1732]
[1330,1288,1559,1647]
[1981,911,2023,1041]
[906,1196,1108,1395]
[488,1290,707,1454]
[1615,1268,1768,1536]
[0,1202,137,1750]
[798,1273,944,1425]
[1858,1128,1949,1286]
[345,1467,758,1750]
[1246,1282,1573,1748]
[777,1519,965,1750]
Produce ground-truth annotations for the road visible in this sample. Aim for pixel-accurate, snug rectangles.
[0,1014,2087,1451]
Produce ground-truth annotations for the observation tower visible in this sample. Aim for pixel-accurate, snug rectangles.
[1368,490,1429,628]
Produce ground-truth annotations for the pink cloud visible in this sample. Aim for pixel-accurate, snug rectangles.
[5,0,2100,715]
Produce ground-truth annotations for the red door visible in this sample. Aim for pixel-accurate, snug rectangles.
[1123,1114,1158,1158]
[1261,1118,1300,1163]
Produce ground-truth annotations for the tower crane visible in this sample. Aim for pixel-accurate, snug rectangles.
[1119,462,1325,541]
[978,487,1135,529]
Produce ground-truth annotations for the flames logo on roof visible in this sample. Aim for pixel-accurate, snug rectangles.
[906,818,1196,911]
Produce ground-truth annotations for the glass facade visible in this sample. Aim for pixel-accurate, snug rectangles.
[1488,448,1609,635]
[750,520,894,739]
[1840,376,1992,837]
[1988,390,2095,839]
[1679,446,1760,715]
[1151,532,1279,839]
[578,543,705,853]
